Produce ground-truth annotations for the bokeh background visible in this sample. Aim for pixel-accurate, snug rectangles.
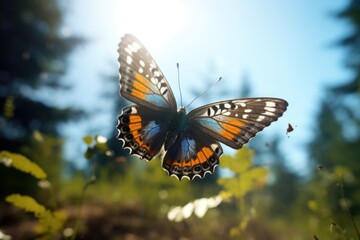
[1,0,359,239]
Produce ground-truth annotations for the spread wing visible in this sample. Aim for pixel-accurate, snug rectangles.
[117,105,171,160]
[118,34,177,111]
[187,98,288,149]
[162,127,223,180]
[117,34,177,160]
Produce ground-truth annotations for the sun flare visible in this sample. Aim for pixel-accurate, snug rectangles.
[115,0,186,49]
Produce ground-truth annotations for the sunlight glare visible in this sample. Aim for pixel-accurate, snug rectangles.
[115,0,186,49]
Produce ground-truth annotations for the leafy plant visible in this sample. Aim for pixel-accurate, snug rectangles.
[217,147,269,238]
[0,150,46,179]
[1,150,65,240]
[5,194,66,240]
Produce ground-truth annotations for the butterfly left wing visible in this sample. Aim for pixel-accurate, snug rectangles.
[117,105,171,160]
[118,34,177,111]
[117,34,177,160]
[187,98,288,149]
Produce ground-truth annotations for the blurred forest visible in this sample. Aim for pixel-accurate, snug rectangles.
[1,0,360,240]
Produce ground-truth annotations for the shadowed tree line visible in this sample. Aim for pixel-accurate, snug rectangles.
[309,0,360,215]
[0,0,84,197]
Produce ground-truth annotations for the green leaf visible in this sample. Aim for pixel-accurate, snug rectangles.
[218,147,268,198]
[220,147,254,174]
[5,194,46,215]
[83,135,93,145]
[95,142,109,153]
[247,167,269,181]
[84,147,95,159]
[307,200,318,212]
[0,151,47,179]
[6,194,66,239]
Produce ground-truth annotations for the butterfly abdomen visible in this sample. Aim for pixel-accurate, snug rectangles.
[164,107,188,151]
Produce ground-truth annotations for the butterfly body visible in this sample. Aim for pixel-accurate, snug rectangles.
[117,34,288,180]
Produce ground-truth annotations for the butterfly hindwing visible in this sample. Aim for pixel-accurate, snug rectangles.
[118,34,177,111]
[188,98,288,149]
[117,105,171,160]
[162,127,223,180]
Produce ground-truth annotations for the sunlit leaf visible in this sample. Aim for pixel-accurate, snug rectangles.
[333,165,354,183]
[0,151,47,179]
[218,147,269,200]
[220,147,254,174]
[219,190,232,201]
[82,135,93,145]
[95,142,108,153]
[307,200,319,212]
[5,194,46,214]
[6,194,66,239]
[33,130,44,142]
[3,95,15,119]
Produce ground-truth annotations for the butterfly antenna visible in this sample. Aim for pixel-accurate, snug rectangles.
[177,63,183,107]
[185,77,222,109]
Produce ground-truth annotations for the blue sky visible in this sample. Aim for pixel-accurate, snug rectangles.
[59,0,352,172]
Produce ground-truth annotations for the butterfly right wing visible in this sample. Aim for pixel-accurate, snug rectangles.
[187,98,288,149]
[118,34,177,111]
[162,127,223,180]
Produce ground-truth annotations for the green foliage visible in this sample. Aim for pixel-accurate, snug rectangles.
[0,150,46,179]
[216,147,270,238]
[5,194,66,240]
[6,194,46,213]
[83,135,112,160]
[304,165,359,240]
[1,150,67,239]
[218,147,268,199]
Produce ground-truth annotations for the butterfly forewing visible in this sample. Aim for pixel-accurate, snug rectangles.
[118,34,177,111]
[188,98,288,149]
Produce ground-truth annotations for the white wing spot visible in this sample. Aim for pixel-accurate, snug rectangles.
[139,60,145,67]
[256,115,265,122]
[266,101,276,107]
[244,109,252,113]
[126,55,133,65]
[223,111,231,116]
[224,103,232,108]
[131,42,141,52]
[130,107,138,114]
[154,71,161,77]
[124,47,134,56]
[138,67,143,73]
[233,100,246,107]
[243,114,249,119]
[235,113,239,117]
[264,107,276,112]
[264,111,276,116]
[151,77,158,84]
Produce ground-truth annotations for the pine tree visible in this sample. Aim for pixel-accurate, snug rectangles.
[0,0,84,197]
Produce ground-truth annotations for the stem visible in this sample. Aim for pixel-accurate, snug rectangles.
[70,175,96,240]
[339,181,360,239]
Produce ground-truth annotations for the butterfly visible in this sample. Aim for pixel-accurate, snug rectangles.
[116,34,288,180]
